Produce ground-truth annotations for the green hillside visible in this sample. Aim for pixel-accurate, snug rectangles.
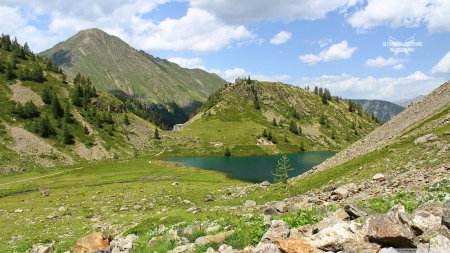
[39,28,225,124]
[155,78,381,157]
[353,99,404,122]
[0,34,161,172]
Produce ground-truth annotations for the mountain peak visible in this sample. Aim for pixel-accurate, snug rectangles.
[39,29,225,124]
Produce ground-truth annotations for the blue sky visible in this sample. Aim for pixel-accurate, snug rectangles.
[1,0,449,102]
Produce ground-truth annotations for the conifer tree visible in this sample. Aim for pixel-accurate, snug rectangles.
[272,118,277,126]
[154,127,160,139]
[41,85,52,105]
[51,94,64,119]
[289,120,299,135]
[5,63,14,80]
[62,123,74,144]
[262,128,267,138]
[123,113,130,125]
[39,115,53,138]
[224,146,231,156]
[272,154,294,197]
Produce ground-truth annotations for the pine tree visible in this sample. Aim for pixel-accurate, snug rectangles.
[5,63,14,80]
[224,146,231,156]
[41,85,52,104]
[313,86,318,95]
[62,123,74,144]
[319,113,326,125]
[272,154,294,197]
[51,94,64,119]
[39,115,53,138]
[84,125,89,135]
[154,127,160,139]
[123,113,130,125]
[272,118,277,126]
[267,131,273,141]
[321,94,328,105]
[262,129,267,138]
[318,87,323,97]
[23,100,39,118]
[23,42,30,53]
[45,58,52,70]
[299,141,305,152]
[64,103,74,123]
[289,120,299,135]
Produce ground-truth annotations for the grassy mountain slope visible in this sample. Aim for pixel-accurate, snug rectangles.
[157,78,381,157]
[39,28,225,123]
[0,39,161,172]
[310,80,450,176]
[353,99,405,122]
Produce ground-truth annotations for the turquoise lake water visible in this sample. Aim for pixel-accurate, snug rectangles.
[165,152,335,183]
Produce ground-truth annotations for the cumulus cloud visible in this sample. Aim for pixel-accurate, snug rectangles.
[270,31,292,45]
[365,56,404,68]
[190,0,356,23]
[429,51,450,74]
[393,64,405,70]
[310,38,333,48]
[295,71,444,101]
[0,1,255,53]
[299,40,357,65]
[167,57,206,70]
[210,68,291,83]
[347,0,450,33]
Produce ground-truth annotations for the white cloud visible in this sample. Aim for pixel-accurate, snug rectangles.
[347,0,450,33]
[310,38,333,48]
[210,68,291,83]
[393,64,405,70]
[0,2,255,53]
[365,56,404,68]
[429,51,450,74]
[299,40,357,65]
[295,71,445,101]
[190,0,357,23]
[270,31,292,45]
[167,57,206,70]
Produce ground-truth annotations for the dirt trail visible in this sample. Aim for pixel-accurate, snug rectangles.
[0,168,81,187]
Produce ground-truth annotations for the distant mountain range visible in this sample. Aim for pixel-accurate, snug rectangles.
[39,28,225,124]
[352,99,405,123]
[394,95,425,108]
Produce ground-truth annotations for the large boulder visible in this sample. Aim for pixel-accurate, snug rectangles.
[410,210,441,235]
[258,220,290,244]
[331,186,349,200]
[167,243,196,253]
[275,202,288,213]
[414,133,438,144]
[70,232,111,253]
[274,236,312,253]
[442,199,450,229]
[195,231,234,246]
[308,220,364,251]
[367,205,416,248]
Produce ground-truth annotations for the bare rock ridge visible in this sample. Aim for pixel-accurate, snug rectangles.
[306,80,450,176]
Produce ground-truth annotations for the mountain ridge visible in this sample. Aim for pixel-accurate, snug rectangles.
[39,28,225,124]
[352,99,404,122]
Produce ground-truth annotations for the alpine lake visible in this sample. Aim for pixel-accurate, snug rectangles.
[164,152,336,183]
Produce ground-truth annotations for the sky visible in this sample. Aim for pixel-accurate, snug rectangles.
[1,0,450,102]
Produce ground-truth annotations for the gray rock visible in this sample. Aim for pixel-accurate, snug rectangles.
[244,200,257,207]
[332,186,349,199]
[410,210,441,235]
[206,247,216,253]
[187,206,201,213]
[206,225,221,234]
[344,205,368,219]
[367,205,416,248]
[414,133,438,144]
[378,247,399,253]
[252,243,281,253]
[261,181,270,190]
[217,244,234,253]
[258,220,290,244]
[195,231,234,246]
[275,202,288,213]
[167,243,196,253]
[58,206,67,212]
[442,199,450,229]
[373,173,385,181]
[429,235,450,253]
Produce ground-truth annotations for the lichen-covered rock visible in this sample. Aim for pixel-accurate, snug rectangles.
[442,199,450,229]
[367,205,416,248]
[410,210,441,235]
[70,232,111,253]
